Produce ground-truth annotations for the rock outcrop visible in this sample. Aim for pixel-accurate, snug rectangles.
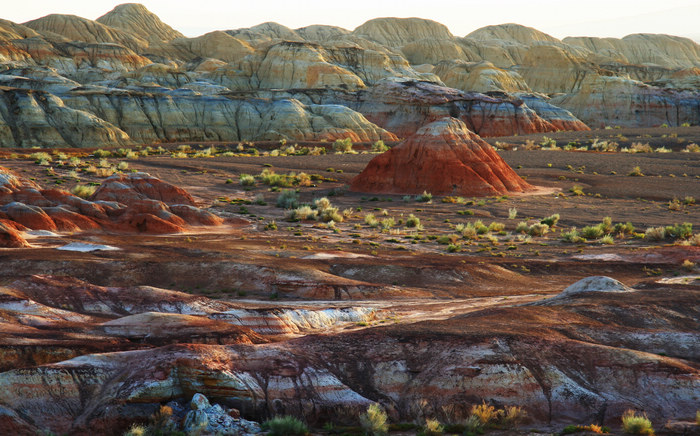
[0,168,223,245]
[0,87,131,148]
[60,87,396,143]
[550,75,700,127]
[564,33,700,69]
[351,117,534,196]
[433,60,532,93]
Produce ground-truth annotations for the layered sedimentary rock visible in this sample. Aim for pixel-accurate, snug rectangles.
[165,31,255,63]
[401,38,479,65]
[60,87,396,143]
[550,75,700,127]
[352,17,454,48]
[0,87,131,147]
[0,168,223,246]
[564,33,700,69]
[342,79,569,137]
[22,14,148,52]
[351,117,533,196]
[433,60,531,93]
[0,276,696,434]
[296,25,351,42]
[247,79,589,138]
[96,3,184,43]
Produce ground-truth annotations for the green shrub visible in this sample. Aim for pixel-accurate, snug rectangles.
[415,191,433,202]
[621,410,654,435]
[471,401,503,426]
[93,149,111,158]
[500,405,527,428]
[380,218,395,230]
[364,213,379,227]
[581,225,604,240]
[286,205,317,221]
[665,222,693,239]
[70,184,98,199]
[540,213,560,227]
[562,227,584,243]
[360,404,388,436]
[569,185,585,196]
[333,138,354,153]
[629,166,644,176]
[515,221,529,234]
[418,418,444,435]
[488,221,505,232]
[263,415,309,436]
[528,223,549,237]
[276,189,299,209]
[239,174,255,186]
[406,214,421,228]
[372,140,388,152]
[644,226,666,241]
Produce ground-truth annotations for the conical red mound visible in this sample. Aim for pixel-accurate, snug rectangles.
[351,117,533,196]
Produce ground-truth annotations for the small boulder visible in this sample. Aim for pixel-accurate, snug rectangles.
[190,393,211,410]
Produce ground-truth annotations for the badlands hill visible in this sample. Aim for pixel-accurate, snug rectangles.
[0,4,698,147]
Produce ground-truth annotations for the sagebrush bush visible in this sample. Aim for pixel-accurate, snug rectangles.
[471,401,502,425]
[528,223,549,237]
[562,227,584,243]
[406,214,421,228]
[644,226,666,241]
[286,205,317,221]
[360,404,388,436]
[372,140,388,152]
[70,184,97,199]
[333,138,354,153]
[419,418,444,435]
[581,225,604,240]
[501,405,527,428]
[276,189,299,209]
[540,213,560,227]
[621,410,654,435]
[263,415,309,436]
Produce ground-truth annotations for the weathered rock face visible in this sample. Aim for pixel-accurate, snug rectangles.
[0,87,131,148]
[22,14,148,52]
[514,93,591,132]
[434,60,532,93]
[0,168,223,245]
[564,33,700,69]
[401,38,479,65]
[296,25,351,42]
[517,44,596,93]
[466,23,561,45]
[353,17,454,48]
[351,117,533,196]
[343,79,571,137]
[60,87,396,143]
[165,31,255,63]
[96,3,184,43]
[0,276,696,434]
[550,75,700,127]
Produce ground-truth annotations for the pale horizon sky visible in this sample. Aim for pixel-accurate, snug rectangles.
[4,0,700,43]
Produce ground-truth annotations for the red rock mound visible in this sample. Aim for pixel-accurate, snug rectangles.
[351,117,534,196]
[0,168,223,246]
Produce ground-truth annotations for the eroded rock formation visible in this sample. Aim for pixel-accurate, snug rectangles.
[351,117,533,196]
[0,168,223,246]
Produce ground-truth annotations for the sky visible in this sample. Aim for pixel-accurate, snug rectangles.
[4,0,700,42]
